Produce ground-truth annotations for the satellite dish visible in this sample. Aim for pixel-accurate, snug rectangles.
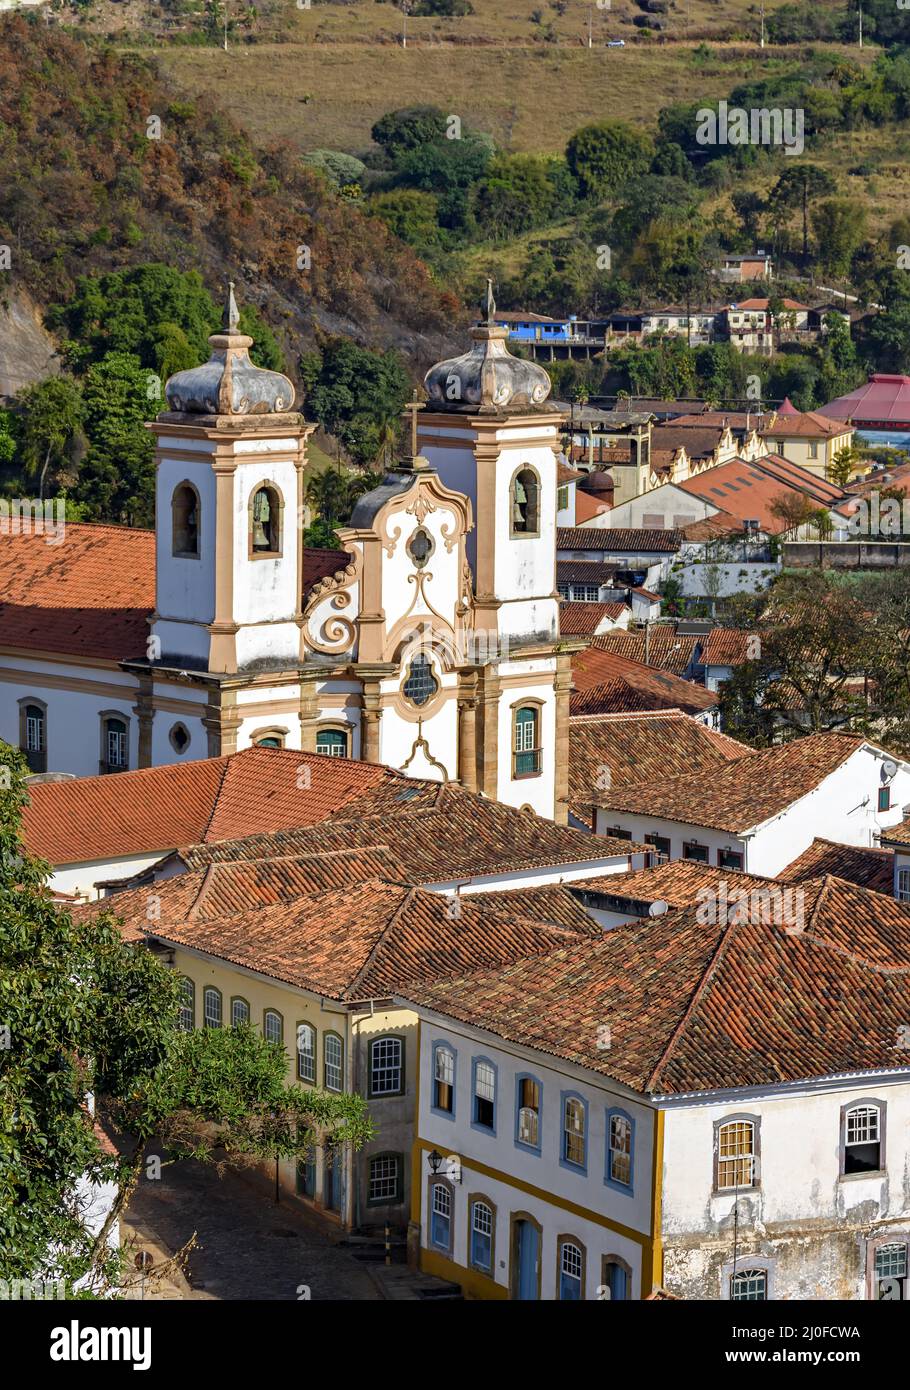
[649,899,669,917]
[882,759,898,782]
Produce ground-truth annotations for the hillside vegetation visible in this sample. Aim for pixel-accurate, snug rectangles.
[0,12,458,367]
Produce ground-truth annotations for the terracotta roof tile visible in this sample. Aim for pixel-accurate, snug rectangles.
[592,731,867,829]
[23,747,403,864]
[569,710,749,803]
[782,838,894,895]
[0,523,154,660]
[143,878,584,1001]
[174,784,641,882]
[397,876,910,1094]
[559,602,628,636]
[557,528,683,553]
[881,817,910,847]
[698,628,755,667]
[591,627,699,676]
[571,647,719,718]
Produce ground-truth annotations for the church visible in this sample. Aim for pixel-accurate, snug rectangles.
[0,285,575,822]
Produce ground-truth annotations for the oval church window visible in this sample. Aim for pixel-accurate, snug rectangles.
[402,653,439,708]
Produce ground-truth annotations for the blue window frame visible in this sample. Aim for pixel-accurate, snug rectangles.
[432,1041,456,1119]
[560,1091,588,1174]
[514,1073,543,1155]
[470,1199,494,1273]
[605,1108,635,1195]
[603,1258,630,1301]
[471,1056,497,1135]
[559,1240,584,1300]
[430,1182,452,1251]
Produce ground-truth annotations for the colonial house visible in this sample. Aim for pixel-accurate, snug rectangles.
[570,648,720,724]
[556,528,682,589]
[1,285,576,824]
[399,875,910,1299]
[721,299,810,355]
[589,731,910,877]
[761,399,856,481]
[717,251,773,283]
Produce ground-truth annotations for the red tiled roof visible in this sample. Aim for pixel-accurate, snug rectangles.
[557,460,584,484]
[574,490,611,523]
[698,628,755,667]
[174,783,643,883]
[23,747,402,864]
[763,411,849,440]
[819,374,910,426]
[573,858,784,911]
[73,846,406,939]
[569,710,748,802]
[571,647,719,718]
[144,878,587,1001]
[592,627,699,676]
[782,837,894,896]
[879,817,910,848]
[731,298,808,311]
[557,528,682,553]
[592,731,867,830]
[303,547,352,596]
[397,875,910,1094]
[651,426,722,460]
[678,458,837,533]
[559,601,628,636]
[0,523,155,660]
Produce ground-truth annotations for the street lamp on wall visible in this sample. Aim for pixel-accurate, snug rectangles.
[427,1149,444,1175]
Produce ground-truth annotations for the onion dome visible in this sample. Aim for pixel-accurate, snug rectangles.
[424,279,553,415]
[164,282,295,416]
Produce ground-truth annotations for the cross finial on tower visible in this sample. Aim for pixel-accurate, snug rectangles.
[404,387,426,466]
[483,276,496,326]
[223,280,240,333]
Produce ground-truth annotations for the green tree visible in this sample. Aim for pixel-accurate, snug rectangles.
[17,377,85,500]
[0,406,20,469]
[768,164,837,261]
[300,340,411,467]
[0,745,372,1289]
[49,265,284,377]
[371,105,448,161]
[565,120,654,200]
[367,189,447,262]
[811,198,867,290]
[305,150,367,189]
[470,154,559,239]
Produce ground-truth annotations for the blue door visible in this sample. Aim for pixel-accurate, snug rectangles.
[516,1221,539,1300]
[325,1150,344,1213]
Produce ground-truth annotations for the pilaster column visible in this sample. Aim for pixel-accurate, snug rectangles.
[298,675,320,754]
[132,671,155,769]
[456,670,479,792]
[203,685,242,757]
[360,680,383,764]
[475,667,501,801]
[210,456,238,673]
[553,651,574,825]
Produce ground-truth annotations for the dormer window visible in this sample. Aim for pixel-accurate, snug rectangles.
[250,485,281,556]
[172,483,200,557]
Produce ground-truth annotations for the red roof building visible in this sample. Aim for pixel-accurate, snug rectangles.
[819,374,910,430]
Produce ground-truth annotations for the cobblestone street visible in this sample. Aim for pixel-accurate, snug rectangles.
[123,1158,383,1302]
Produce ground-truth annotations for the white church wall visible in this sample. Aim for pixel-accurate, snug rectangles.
[420,434,479,573]
[0,659,139,777]
[494,437,559,644]
[495,666,557,818]
[232,455,300,639]
[155,450,217,627]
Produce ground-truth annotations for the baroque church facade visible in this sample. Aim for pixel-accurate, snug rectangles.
[0,288,574,822]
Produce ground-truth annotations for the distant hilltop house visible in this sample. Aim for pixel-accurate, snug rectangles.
[717,250,774,282]
[497,299,850,360]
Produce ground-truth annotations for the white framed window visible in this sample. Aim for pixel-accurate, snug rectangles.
[716,1119,757,1191]
[843,1104,883,1175]
[231,997,250,1028]
[297,1022,316,1084]
[470,1200,493,1271]
[203,986,222,1029]
[370,1036,403,1096]
[430,1182,452,1250]
[513,706,541,778]
[316,728,348,758]
[563,1096,586,1169]
[264,1010,283,1046]
[25,706,44,753]
[874,1243,908,1300]
[731,1268,768,1301]
[324,1032,343,1092]
[473,1059,496,1130]
[559,1240,584,1300]
[898,867,910,903]
[177,977,194,1032]
[517,1076,540,1149]
[608,1113,632,1187]
[433,1045,455,1114]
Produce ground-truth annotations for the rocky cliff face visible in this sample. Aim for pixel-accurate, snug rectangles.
[0,288,59,400]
